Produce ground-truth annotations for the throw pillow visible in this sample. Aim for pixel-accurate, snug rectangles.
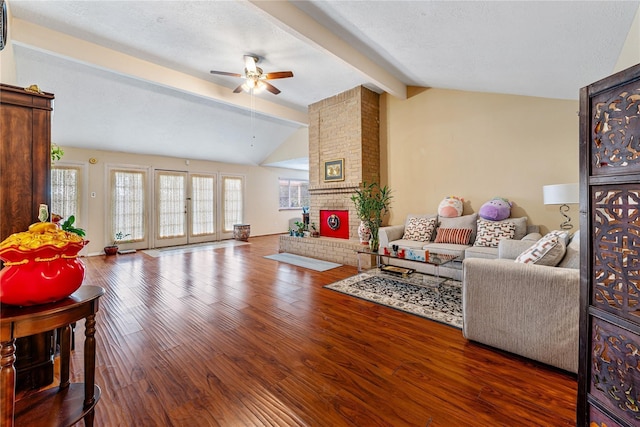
[437,196,464,218]
[434,228,473,245]
[515,232,567,266]
[474,219,516,247]
[404,213,437,229]
[478,197,512,221]
[402,217,437,242]
[439,213,478,242]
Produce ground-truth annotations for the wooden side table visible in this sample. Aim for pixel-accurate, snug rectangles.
[1,286,105,427]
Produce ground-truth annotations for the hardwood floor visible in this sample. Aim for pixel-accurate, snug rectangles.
[50,235,576,426]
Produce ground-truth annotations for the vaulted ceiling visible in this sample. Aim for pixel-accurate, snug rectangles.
[6,1,639,170]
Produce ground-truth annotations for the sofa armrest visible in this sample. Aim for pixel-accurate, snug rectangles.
[522,232,542,242]
[462,258,579,373]
[378,225,405,248]
[498,239,535,259]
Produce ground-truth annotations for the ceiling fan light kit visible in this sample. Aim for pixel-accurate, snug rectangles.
[211,55,293,95]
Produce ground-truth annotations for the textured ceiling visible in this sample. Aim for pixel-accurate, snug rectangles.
[7,0,639,169]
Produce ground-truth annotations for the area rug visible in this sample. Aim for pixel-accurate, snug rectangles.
[142,240,248,257]
[264,253,342,271]
[324,270,462,328]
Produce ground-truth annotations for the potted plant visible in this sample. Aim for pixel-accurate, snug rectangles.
[50,143,64,163]
[310,222,320,238]
[294,221,306,237]
[104,231,130,255]
[350,182,392,251]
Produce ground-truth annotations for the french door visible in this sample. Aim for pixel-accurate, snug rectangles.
[154,170,217,247]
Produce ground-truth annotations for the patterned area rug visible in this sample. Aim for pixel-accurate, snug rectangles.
[324,270,462,328]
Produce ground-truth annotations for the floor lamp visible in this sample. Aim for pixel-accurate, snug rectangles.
[543,183,579,230]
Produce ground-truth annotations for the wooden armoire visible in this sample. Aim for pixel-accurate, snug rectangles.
[578,64,640,426]
[0,83,56,390]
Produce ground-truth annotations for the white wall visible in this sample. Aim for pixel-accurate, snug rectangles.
[58,146,307,255]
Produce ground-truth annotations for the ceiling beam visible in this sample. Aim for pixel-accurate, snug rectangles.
[247,0,407,100]
[10,18,308,125]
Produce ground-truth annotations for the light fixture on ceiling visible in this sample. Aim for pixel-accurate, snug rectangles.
[543,183,579,230]
[210,55,293,95]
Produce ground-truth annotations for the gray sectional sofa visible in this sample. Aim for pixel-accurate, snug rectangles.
[462,231,580,373]
[378,212,580,373]
[377,213,541,280]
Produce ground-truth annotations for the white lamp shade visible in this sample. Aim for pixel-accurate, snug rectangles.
[543,183,579,205]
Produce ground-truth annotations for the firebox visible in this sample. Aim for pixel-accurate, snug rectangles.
[319,210,349,239]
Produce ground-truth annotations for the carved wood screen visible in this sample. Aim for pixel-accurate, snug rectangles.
[578,63,640,426]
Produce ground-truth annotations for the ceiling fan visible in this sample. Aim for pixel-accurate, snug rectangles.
[210,55,293,95]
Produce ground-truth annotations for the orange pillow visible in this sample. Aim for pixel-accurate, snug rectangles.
[434,228,472,245]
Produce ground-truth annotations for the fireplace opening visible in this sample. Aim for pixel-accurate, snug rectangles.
[319,210,349,239]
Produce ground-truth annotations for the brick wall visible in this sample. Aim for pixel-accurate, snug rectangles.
[282,86,380,266]
[308,86,380,240]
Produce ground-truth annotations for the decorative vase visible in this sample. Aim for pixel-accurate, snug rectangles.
[0,241,86,306]
[358,220,371,245]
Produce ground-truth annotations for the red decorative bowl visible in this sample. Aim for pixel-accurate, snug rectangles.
[0,241,86,306]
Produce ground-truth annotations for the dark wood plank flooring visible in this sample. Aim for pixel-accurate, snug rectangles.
[43,235,576,426]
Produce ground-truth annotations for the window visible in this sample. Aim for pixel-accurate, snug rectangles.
[279,178,309,209]
[51,166,82,224]
[221,175,244,233]
[111,169,146,242]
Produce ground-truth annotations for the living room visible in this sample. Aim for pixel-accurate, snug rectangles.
[2,1,640,425]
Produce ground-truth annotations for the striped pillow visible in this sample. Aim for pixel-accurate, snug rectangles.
[434,228,473,245]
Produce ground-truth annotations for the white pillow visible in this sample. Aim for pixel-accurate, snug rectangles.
[402,217,437,242]
[515,232,567,266]
[474,219,516,248]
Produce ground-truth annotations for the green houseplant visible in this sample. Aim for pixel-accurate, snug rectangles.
[103,231,130,256]
[350,182,392,251]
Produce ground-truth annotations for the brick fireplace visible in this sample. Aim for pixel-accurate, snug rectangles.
[279,86,380,268]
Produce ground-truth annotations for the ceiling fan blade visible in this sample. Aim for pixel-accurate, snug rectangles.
[233,84,244,93]
[264,71,294,80]
[244,55,258,73]
[210,70,243,78]
[263,81,281,95]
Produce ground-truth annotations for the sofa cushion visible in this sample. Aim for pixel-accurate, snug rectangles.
[465,245,499,259]
[391,239,428,250]
[434,228,473,245]
[402,216,437,242]
[515,232,567,266]
[439,213,478,242]
[423,242,468,258]
[558,230,580,269]
[474,219,516,247]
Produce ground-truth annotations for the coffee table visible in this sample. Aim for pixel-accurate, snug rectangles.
[355,247,461,283]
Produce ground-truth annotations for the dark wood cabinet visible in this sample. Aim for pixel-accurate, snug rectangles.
[0,83,55,391]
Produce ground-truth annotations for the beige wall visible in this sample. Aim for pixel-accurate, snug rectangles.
[58,147,307,255]
[381,87,579,234]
